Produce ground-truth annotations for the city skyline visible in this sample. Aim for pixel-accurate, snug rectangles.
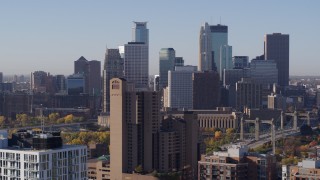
[1,1,320,75]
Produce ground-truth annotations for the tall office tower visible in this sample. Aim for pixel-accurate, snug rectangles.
[122,42,149,90]
[174,57,184,67]
[233,56,249,69]
[250,59,278,86]
[110,78,160,179]
[54,75,66,94]
[0,130,87,180]
[88,60,101,96]
[168,66,197,109]
[193,71,220,109]
[103,48,124,113]
[199,22,213,71]
[159,48,176,89]
[236,78,262,110]
[211,24,228,74]
[0,72,3,83]
[74,56,101,95]
[74,56,89,93]
[219,45,233,80]
[132,22,149,45]
[264,33,289,86]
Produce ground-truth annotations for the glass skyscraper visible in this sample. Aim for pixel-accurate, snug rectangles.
[159,48,175,89]
[132,21,149,45]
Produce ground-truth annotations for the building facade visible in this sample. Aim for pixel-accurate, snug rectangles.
[198,145,277,180]
[132,22,148,45]
[264,33,289,86]
[211,24,228,76]
[109,78,160,179]
[0,130,87,180]
[250,59,278,86]
[122,42,149,90]
[236,78,262,110]
[168,66,197,109]
[192,71,220,110]
[199,22,213,71]
[159,48,175,89]
[102,48,124,113]
[219,45,233,80]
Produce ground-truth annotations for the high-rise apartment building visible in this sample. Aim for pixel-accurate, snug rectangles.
[109,78,160,179]
[193,71,220,110]
[30,71,52,93]
[264,33,289,86]
[0,130,87,180]
[154,75,159,91]
[199,22,213,71]
[132,22,149,45]
[121,42,149,90]
[159,48,175,89]
[102,48,124,113]
[168,66,197,109]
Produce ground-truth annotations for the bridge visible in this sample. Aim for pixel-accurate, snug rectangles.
[236,111,317,153]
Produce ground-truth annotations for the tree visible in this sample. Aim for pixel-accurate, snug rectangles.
[134,165,143,173]
[16,114,29,126]
[226,128,235,136]
[48,113,59,122]
[0,116,5,128]
[64,114,74,123]
[215,131,222,139]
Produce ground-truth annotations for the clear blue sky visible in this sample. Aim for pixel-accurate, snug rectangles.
[1,1,319,76]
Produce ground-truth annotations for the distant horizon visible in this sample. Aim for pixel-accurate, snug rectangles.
[1,1,320,76]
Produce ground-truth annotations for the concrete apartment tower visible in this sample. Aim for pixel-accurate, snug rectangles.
[264,33,289,86]
[110,78,160,179]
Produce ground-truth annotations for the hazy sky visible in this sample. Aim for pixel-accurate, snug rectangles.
[1,1,319,76]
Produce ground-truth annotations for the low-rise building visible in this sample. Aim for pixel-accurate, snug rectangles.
[198,144,276,180]
[87,155,110,180]
[283,159,320,180]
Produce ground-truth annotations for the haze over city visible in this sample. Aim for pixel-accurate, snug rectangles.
[1,0,320,76]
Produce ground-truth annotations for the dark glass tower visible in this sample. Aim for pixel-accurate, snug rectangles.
[264,33,289,86]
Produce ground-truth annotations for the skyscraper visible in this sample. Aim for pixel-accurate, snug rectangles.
[264,33,289,86]
[109,78,160,179]
[102,48,124,113]
[159,48,175,89]
[0,72,3,83]
[219,45,233,80]
[88,60,101,95]
[168,66,197,109]
[193,71,220,109]
[122,42,149,90]
[199,22,213,71]
[210,24,228,74]
[74,56,101,95]
[132,21,149,45]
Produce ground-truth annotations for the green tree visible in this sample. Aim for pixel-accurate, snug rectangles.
[48,113,60,122]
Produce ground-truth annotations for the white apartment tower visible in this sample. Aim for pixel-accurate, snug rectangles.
[0,130,87,180]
